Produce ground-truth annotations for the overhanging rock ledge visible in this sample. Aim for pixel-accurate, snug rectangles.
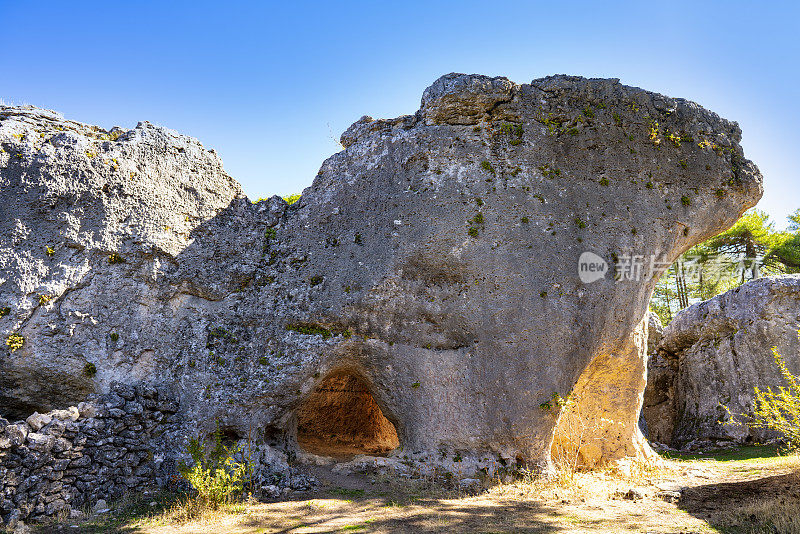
[0,73,762,522]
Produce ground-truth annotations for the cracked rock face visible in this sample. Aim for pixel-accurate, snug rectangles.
[0,74,762,475]
[644,275,800,448]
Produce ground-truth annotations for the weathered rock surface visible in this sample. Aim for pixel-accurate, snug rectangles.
[0,106,242,417]
[1,73,763,522]
[641,311,672,442]
[643,275,800,448]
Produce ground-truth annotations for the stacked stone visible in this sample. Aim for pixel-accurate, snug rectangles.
[0,382,179,526]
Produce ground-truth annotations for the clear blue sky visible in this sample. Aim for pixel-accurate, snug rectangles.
[1,1,797,227]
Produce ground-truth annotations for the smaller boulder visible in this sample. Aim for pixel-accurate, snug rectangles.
[25,412,51,432]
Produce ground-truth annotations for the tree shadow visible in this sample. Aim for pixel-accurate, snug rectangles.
[678,470,800,532]
[241,495,566,534]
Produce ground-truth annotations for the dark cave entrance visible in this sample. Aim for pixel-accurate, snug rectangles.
[296,370,399,459]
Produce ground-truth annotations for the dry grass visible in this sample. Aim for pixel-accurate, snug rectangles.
[50,447,800,534]
[716,496,800,534]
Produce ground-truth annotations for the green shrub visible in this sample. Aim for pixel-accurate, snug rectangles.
[724,337,800,451]
[178,426,249,509]
[83,362,97,377]
[0,307,9,318]
[108,253,125,264]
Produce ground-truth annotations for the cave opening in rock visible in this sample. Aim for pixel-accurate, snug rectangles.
[296,370,399,459]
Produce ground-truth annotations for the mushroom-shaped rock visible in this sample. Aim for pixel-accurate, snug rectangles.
[0,74,762,474]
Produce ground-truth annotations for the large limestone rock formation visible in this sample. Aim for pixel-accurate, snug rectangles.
[0,106,242,417]
[644,275,800,448]
[1,74,762,483]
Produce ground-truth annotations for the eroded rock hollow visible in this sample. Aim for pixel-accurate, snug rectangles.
[1,73,762,492]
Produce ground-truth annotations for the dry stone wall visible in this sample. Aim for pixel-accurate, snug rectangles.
[0,382,179,527]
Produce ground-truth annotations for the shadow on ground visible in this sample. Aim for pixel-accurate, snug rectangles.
[50,493,568,534]
[233,496,565,534]
[679,470,800,533]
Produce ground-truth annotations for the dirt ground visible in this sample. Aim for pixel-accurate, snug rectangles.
[45,446,800,534]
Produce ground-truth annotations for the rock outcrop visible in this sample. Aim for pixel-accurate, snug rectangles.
[0,106,242,417]
[643,275,800,448]
[1,73,763,522]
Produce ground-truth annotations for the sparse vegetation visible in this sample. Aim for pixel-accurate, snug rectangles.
[283,193,301,205]
[724,335,800,451]
[6,333,24,352]
[178,425,250,509]
[538,165,561,179]
[54,444,800,534]
[83,362,97,377]
[480,160,496,176]
[108,252,125,264]
[286,322,351,339]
